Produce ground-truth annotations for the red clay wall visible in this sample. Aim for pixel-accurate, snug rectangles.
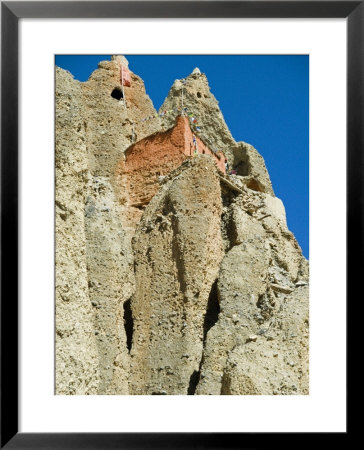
[120,116,225,207]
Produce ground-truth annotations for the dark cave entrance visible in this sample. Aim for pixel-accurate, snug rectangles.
[111,87,124,101]
[235,159,250,176]
[123,299,134,352]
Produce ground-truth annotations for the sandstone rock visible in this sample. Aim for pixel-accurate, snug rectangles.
[221,286,309,395]
[159,69,274,194]
[195,235,271,395]
[234,142,274,195]
[193,174,308,395]
[111,54,129,68]
[55,67,100,394]
[56,56,161,394]
[130,157,224,394]
[55,56,309,396]
[81,57,162,394]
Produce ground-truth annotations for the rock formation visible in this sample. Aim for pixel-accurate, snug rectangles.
[55,56,309,395]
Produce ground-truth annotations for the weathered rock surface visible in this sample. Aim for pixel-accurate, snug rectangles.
[195,186,309,394]
[55,67,100,394]
[220,285,309,395]
[56,56,160,394]
[130,156,224,394]
[159,70,274,194]
[55,56,309,395]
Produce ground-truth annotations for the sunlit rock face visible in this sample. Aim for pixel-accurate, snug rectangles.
[55,56,308,395]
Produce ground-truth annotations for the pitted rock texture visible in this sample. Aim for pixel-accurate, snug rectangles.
[56,57,160,394]
[55,68,100,394]
[56,56,308,395]
[129,157,224,395]
[159,70,274,195]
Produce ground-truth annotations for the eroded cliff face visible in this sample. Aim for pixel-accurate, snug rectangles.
[55,56,308,395]
[196,181,309,395]
[56,57,160,394]
[130,157,224,394]
[159,68,274,195]
[55,68,100,394]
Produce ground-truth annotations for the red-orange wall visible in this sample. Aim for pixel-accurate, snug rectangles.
[119,116,225,208]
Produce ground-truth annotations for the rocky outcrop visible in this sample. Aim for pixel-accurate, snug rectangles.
[130,156,224,394]
[56,57,161,394]
[220,285,309,395]
[55,56,308,395]
[159,69,274,195]
[55,68,100,394]
[196,183,308,395]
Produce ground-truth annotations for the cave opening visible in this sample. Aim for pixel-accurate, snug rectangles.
[235,159,250,176]
[123,299,134,352]
[111,87,124,101]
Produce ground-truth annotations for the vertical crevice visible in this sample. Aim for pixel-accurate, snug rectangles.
[203,280,220,343]
[187,370,200,395]
[188,280,221,395]
[220,190,238,251]
[123,299,133,352]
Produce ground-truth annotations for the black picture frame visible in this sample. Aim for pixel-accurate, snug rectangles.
[1,1,355,448]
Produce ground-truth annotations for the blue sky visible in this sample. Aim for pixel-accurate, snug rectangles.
[56,55,309,258]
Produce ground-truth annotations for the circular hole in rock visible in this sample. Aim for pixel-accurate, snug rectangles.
[111,88,123,100]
